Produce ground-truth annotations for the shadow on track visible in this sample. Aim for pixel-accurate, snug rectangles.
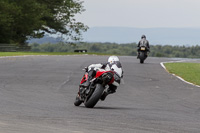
[90,106,135,110]
[76,105,135,110]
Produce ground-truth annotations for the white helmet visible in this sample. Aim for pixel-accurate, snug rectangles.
[108,56,119,64]
[108,56,123,77]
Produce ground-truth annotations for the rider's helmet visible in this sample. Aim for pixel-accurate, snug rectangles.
[108,56,123,77]
[141,35,146,39]
[108,56,119,64]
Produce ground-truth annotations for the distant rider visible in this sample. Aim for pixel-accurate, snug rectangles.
[137,35,150,58]
[83,56,123,101]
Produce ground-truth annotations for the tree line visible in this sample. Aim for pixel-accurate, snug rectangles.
[29,42,200,58]
[0,0,88,45]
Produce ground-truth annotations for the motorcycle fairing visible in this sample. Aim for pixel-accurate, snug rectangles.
[80,73,88,84]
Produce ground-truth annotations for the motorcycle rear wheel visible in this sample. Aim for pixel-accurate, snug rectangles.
[84,84,104,108]
[140,52,145,64]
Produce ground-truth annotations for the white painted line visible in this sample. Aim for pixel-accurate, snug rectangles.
[160,60,200,88]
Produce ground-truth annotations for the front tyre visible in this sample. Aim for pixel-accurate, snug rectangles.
[84,84,104,108]
[74,94,82,106]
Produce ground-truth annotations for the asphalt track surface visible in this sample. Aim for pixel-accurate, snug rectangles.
[0,55,200,133]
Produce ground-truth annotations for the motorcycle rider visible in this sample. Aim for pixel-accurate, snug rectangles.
[82,56,123,101]
[137,35,150,58]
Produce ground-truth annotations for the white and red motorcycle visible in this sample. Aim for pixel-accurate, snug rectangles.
[74,62,123,108]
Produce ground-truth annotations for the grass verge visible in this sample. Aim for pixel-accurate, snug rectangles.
[164,62,200,86]
[0,52,109,57]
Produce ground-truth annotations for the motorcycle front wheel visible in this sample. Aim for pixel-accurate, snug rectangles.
[74,94,82,106]
[84,84,104,108]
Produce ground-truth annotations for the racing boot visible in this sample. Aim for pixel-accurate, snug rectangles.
[100,85,117,101]
[137,52,139,59]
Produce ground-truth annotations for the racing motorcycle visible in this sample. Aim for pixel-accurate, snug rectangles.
[138,46,149,63]
[74,67,122,108]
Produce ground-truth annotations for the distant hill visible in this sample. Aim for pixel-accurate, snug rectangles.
[27,35,63,44]
[81,27,200,46]
[28,27,200,46]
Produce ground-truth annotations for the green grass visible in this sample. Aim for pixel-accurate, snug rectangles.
[0,52,110,56]
[164,62,200,86]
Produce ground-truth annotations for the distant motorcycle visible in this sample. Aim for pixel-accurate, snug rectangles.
[138,46,149,63]
[74,68,121,108]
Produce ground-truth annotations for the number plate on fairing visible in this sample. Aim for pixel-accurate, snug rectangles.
[141,47,146,51]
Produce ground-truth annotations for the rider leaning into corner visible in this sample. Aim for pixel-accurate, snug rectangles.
[83,56,124,101]
[137,35,150,58]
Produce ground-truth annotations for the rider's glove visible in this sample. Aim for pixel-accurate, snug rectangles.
[84,67,88,72]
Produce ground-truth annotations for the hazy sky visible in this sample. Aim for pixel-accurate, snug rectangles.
[76,0,200,28]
